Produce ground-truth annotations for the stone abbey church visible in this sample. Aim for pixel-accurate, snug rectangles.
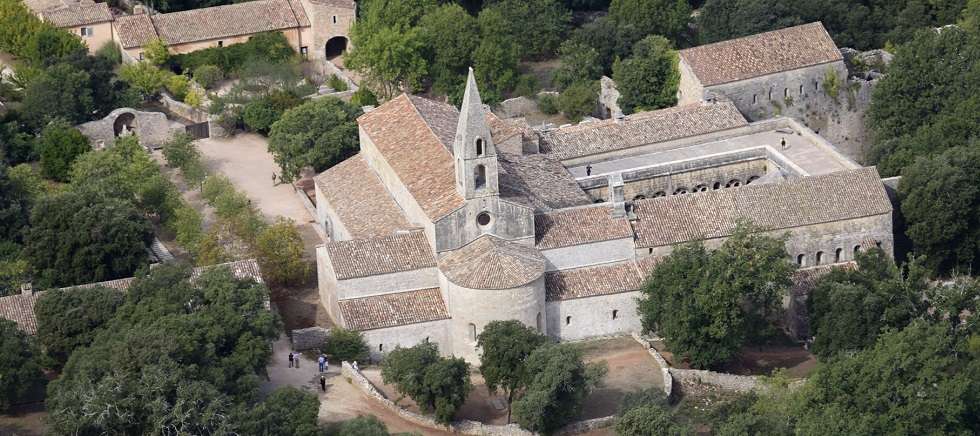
[314,23,894,363]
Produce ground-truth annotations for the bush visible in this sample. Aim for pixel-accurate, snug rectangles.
[513,73,539,97]
[321,328,370,363]
[170,31,296,76]
[0,319,43,412]
[192,64,224,89]
[538,93,559,114]
[95,41,122,65]
[349,87,379,107]
[184,88,203,108]
[242,91,302,134]
[338,415,390,436]
[327,74,349,92]
[119,62,169,98]
[558,81,598,121]
[165,74,191,100]
[162,133,198,169]
[267,97,361,182]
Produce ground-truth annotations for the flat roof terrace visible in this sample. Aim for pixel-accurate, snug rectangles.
[565,117,859,182]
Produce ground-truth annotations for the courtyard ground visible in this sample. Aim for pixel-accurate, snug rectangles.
[0,403,46,436]
[360,336,665,428]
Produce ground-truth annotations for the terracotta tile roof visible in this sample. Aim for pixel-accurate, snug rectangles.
[315,154,413,239]
[439,235,546,290]
[325,231,436,280]
[114,14,158,49]
[338,288,450,331]
[679,22,842,87]
[287,0,310,27]
[540,102,747,161]
[498,152,593,211]
[791,262,856,295]
[546,260,646,301]
[0,260,263,335]
[631,167,892,248]
[358,94,465,220]
[37,0,112,27]
[535,205,634,250]
[408,95,459,151]
[139,0,305,46]
[306,0,355,8]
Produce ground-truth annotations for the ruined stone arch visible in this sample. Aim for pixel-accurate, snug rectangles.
[726,179,741,188]
[797,254,806,266]
[325,36,348,59]
[112,111,137,137]
[746,175,760,184]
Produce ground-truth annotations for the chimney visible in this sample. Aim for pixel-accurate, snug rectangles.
[21,282,33,296]
[607,173,626,218]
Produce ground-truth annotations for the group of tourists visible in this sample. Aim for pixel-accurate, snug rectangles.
[287,351,333,392]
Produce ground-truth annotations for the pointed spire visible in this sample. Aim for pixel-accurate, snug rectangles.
[453,67,493,161]
[460,67,483,113]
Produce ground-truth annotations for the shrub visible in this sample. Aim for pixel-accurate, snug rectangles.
[192,65,224,89]
[37,120,90,182]
[162,133,198,169]
[513,73,539,97]
[184,88,203,108]
[349,87,379,107]
[165,74,191,100]
[321,328,370,363]
[823,67,841,101]
[143,37,170,66]
[170,31,295,76]
[242,91,302,134]
[119,62,169,98]
[538,93,559,114]
[327,74,349,92]
[95,40,121,65]
[558,81,598,122]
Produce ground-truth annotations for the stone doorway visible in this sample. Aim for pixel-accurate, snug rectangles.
[325,36,348,60]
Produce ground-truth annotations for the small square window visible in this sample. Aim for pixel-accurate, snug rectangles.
[332,15,337,23]
[80,27,93,37]
[300,46,308,56]
[217,41,224,47]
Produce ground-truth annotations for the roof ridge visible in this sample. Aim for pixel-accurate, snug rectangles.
[405,94,458,155]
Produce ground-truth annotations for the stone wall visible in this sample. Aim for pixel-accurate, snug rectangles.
[497,96,538,119]
[539,237,635,271]
[291,326,330,351]
[447,275,546,363]
[76,108,178,149]
[669,368,760,393]
[360,319,451,363]
[597,76,623,120]
[584,157,768,201]
[547,292,642,342]
[629,333,673,398]
[160,92,208,123]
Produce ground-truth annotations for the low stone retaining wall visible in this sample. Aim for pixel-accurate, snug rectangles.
[668,369,760,393]
[630,333,673,398]
[291,326,330,351]
[160,92,208,123]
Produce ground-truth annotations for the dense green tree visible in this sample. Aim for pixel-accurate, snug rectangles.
[567,16,644,76]
[638,226,793,368]
[62,53,140,119]
[419,3,480,101]
[557,80,599,121]
[238,387,320,436]
[24,25,86,66]
[381,342,472,424]
[477,320,548,422]
[162,133,200,170]
[609,0,692,43]
[552,41,603,91]
[696,0,803,45]
[21,64,94,129]
[321,328,370,363]
[867,26,980,175]
[347,0,434,98]
[36,120,90,182]
[612,35,680,114]
[119,61,171,99]
[255,218,308,286]
[242,90,303,134]
[46,264,280,434]
[897,145,980,274]
[0,319,44,411]
[512,343,606,433]
[473,7,521,104]
[482,0,572,60]
[192,64,224,89]
[267,97,361,182]
[0,119,36,165]
[0,163,32,244]
[338,415,391,436]
[807,249,927,358]
[0,0,45,58]
[616,404,692,436]
[35,286,123,368]
[25,190,152,288]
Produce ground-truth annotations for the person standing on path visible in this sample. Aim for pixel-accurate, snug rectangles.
[319,375,326,392]
[318,354,325,372]
[288,352,294,368]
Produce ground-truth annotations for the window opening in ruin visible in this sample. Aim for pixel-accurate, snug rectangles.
[218,41,224,47]
[477,211,492,226]
[648,248,653,254]
[875,241,882,249]
[768,88,773,100]
[469,323,477,341]
[612,310,618,319]
[835,248,843,263]
[476,138,484,156]
[594,198,604,203]
[332,15,337,23]
[800,84,805,95]
[474,165,486,190]
[816,251,824,265]
[784,88,788,97]
[565,316,571,325]
[634,195,646,201]
[797,254,805,266]
[536,312,542,331]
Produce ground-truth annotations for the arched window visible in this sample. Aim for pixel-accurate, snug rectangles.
[565,316,571,325]
[854,245,861,256]
[594,198,605,203]
[768,88,773,100]
[784,88,788,97]
[425,337,430,342]
[648,248,653,255]
[835,248,843,263]
[875,241,882,249]
[752,94,757,104]
[474,165,486,190]
[815,81,820,91]
[726,179,741,188]
[673,187,688,195]
[468,323,477,341]
[816,251,824,265]
[652,191,666,198]
[536,312,542,331]
[746,175,760,184]
[612,310,619,320]
[476,138,484,156]
[694,184,708,192]
[634,194,646,201]
[799,84,804,95]
[797,254,806,266]
[379,343,384,352]
[713,182,721,190]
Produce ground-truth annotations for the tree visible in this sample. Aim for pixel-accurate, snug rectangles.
[481,0,572,60]
[512,343,606,433]
[638,226,793,368]
[558,80,599,122]
[321,328,370,363]
[242,90,302,134]
[192,64,224,89]
[0,319,43,411]
[418,3,480,100]
[552,41,603,91]
[567,16,644,76]
[143,37,170,66]
[24,25,86,66]
[25,190,152,288]
[612,35,680,114]
[696,0,803,45]
[45,264,280,434]
[807,249,926,358]
[119,61,170,99]
[616,405,692,436]
[346,0,434,99]
[477,320,548,422]
[381,342,472,424]
[0,163,32,244]
[609,0,691,43]
[37,120,90,182]
[162,133,200,169]
[35,286,124,368]
[473,7,521,104]
[898,145,980,274]
[21,63,94,129]
[0,119,37,165]
[254,218,307,286]
[238,387,320,436]
[267,98,360,182]
[338,415,390,436]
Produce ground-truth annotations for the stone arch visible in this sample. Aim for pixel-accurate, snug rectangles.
[746,175,760,184]
[672,187,688,195]
[113,111,137,137]
[713,182,721,190]
[853,245,861,256]
[612,309,618,319]
[652,191,666,197]
[694,184,708,192]
[633,194,646,201]
[565,316,571,325]
[835,247,843,263]
[726,179,741,188]
[816,251,824,265]
[797,254,806,266]
[325,36,348,59]
[476,137,484,156]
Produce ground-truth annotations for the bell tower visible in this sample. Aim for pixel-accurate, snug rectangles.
[453,68,499,199]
